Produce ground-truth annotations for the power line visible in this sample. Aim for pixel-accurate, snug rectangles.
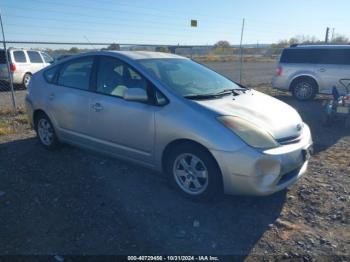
[22,0,244,24]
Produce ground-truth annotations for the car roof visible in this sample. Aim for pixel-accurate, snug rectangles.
[107,51,186,60]
[288,45,350,49]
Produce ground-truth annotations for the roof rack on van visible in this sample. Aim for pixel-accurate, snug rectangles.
[290,43,350,48]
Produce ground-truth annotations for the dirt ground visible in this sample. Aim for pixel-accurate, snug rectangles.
[0,85,349,261]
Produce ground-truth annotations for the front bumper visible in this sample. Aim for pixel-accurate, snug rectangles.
[211,124,313,196]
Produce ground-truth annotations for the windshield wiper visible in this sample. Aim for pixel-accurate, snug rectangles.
[215,88,248,96]
[184,93,222,100]
[184,87,250,100]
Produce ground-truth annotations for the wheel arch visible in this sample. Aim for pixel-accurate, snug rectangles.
[289,75,319,93]
[161,138,223,178]
[23,72,33,80]
[33,109,48,127]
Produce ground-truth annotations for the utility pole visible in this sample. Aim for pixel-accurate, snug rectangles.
[325,27,330,44]
[331,28,335,41]
[239,18,245,84]
[0,9,16,110]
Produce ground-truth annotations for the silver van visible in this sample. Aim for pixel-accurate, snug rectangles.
[272,45,350,100]
[0,48,53,88]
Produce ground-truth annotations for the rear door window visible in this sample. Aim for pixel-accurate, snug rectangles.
[320,49,350,65]
[57,56,94,90]
[13,51,27,63]
[96,56,148,98]
[27,51,43,63]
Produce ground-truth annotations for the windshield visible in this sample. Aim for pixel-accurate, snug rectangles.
[139,58,240,97]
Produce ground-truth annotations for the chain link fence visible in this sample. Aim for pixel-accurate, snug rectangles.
[0,41,283,112]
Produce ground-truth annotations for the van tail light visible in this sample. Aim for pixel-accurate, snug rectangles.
[10,63,16,72]
[276,66,283,76]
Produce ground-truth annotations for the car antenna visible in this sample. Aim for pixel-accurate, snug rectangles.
[84,36,95,50]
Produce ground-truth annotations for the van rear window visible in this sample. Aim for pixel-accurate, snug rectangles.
[13,51,27,63]
[281,48,350,65]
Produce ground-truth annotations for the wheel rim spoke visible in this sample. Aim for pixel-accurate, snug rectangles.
[190,156,199,169]
[175,170,187,178]
[38,119,53,146]
[184,178,191,188]
[173,153,209,195]
[192,178,201,189]
[179,158,190,169]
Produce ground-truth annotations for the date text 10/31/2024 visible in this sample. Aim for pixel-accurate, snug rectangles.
[127,256,220,261]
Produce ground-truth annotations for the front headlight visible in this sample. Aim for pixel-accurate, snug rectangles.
[217,116,279,149]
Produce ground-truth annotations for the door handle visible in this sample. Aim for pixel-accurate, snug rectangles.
[92,103,103,112]
[48,93,55,100]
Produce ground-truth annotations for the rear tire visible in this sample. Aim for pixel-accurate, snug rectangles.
[22,73,32,89]
[34,113,59,150]
[165,143,222,201]
[291,78,317,101]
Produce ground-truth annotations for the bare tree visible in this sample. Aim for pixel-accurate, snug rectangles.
[106,43,121,50]
[213,40,231,53]
[331,34,349,44]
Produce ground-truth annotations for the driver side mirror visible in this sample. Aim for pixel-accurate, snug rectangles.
[123,88,148,102]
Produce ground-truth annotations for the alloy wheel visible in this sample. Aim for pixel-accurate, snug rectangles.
[173,153,209,195]
[38,118,54,146]
[295,81,313,100]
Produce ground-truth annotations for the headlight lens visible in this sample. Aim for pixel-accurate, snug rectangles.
[217,116,279,149]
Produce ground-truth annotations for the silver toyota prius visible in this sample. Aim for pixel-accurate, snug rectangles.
[25,51,313,200]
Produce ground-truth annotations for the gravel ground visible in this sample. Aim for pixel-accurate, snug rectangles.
[0,86,349,260]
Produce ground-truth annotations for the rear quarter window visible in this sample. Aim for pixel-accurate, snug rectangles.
[44,66,60,83]
[41,52,54,64]
[13,51,27,63]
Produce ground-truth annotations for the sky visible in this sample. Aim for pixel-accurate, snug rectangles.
[1,0,350,46]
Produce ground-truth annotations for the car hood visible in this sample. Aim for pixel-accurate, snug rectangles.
[194,90,303,140]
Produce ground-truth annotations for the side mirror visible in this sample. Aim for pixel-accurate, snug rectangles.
[123,88,148,102]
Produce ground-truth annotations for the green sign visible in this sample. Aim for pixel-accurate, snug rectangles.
[191,20,198,27]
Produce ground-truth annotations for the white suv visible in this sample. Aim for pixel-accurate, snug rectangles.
[0,48,54,88]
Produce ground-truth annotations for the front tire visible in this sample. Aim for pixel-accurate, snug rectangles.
[34,113,59,150]
[291,78,317,101]
[165,143,222,201]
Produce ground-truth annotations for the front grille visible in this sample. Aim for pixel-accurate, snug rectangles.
[277,135,301,145]
[277,166,301,185]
